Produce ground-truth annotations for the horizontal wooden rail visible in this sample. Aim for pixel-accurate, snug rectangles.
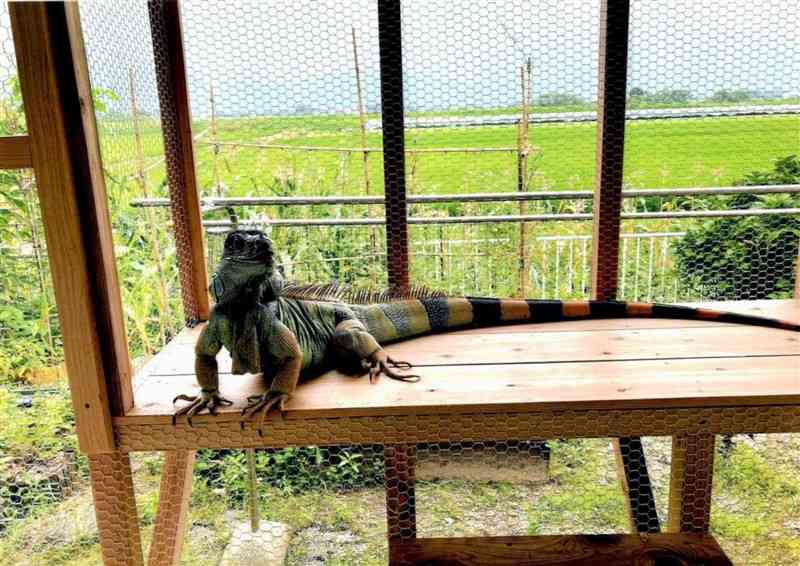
[390,534,731,566]
[0,135,33,169]
[131,183,800,208]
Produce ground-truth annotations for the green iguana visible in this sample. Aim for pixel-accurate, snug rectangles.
[173,229,800,430]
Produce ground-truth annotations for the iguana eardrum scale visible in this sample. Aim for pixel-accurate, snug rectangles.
[173,230,800,431]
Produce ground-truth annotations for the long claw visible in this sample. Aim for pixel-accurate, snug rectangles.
[387,357,413,370]
[241,391,290,435]
[172,391,232,425]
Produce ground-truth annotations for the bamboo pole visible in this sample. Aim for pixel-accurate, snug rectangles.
[352,26,371,197]
[517,60,532,297]
[129,66,172,346]
[247,448,260,532]
[352,25,380,273]
[209,81,222,197]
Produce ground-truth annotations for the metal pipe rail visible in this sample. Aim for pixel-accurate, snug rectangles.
[131,183,800,208]
[202,207,800,228]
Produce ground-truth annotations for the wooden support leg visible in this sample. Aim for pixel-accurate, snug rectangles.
[668,434,716,533]
[89,453,145,566]
[614,437,661,533]
[385,444,417,542]
[147,451,195,566]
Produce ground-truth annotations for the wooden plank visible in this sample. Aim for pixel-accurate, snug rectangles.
[124,299,800,423]
[123,353,800,423]
[141,323,800,377]
[147,451,195,566]
[10,2,132,451]
[0,135,33,169]
[389,534,731,566]
[148,0,210,322]
[668,434,716,533]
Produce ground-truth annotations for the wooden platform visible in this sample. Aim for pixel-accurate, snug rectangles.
[389,534,732,566]
[123,300,800,426]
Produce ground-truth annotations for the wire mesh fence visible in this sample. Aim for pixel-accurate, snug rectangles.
[1,0,799,565]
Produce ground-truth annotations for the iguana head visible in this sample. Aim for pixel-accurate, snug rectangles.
[209,230,275,307]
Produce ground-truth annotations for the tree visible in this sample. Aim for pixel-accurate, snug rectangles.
[672,155,800,300]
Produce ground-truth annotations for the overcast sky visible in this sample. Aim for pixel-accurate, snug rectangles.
[56,0,800,117]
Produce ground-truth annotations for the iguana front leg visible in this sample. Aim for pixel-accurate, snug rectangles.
[241,320,302,435]
[173,319,233,425]
[333,319,420,383]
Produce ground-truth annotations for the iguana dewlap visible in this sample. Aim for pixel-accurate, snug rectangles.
[173,230,800,429]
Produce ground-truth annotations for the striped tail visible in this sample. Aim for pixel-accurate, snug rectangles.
[354,298,800,344]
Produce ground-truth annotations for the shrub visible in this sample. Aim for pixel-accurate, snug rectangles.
[672,155,800,300]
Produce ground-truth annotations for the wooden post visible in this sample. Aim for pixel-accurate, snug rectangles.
[385,444,417,543]
[591,0,630,299]
[89,453,145,566]
[10,1,134,441]
[377,0,410,293]
[147,451,195,566]
[148,0,210,323]
[668,434,716,533]
[590,0,660,534]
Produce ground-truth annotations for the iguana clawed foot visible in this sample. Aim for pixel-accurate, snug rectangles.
[364,350,420,384]
[172,390,233,426]
[240,390,290,435]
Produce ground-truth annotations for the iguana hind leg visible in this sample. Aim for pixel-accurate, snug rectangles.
[333,319,420,384]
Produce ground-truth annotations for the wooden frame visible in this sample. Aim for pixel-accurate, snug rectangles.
[10,0,796,564]
[148,0,209,323]
[10,1,132,449]
[377,0,410,292]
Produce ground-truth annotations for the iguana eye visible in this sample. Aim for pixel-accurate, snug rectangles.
[227,233,245,253]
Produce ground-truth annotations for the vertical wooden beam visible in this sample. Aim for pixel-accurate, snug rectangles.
[377,0,410,293]
[591,0,630,299]
[613,437,661,533]
[10,2,133,450]
[668,434,716,533]
[147,451,195,566]
[89,452,145,566]
[385,444,417,543]
[591,0,660,534]
[148,0,210,323]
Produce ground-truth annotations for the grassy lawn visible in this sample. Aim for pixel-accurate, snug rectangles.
[3,437,800,565]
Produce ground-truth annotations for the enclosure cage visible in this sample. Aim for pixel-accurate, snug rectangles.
[0,1,799,565]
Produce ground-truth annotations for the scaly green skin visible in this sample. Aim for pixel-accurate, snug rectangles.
[174,230,800,428]
[173,231,416,428]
